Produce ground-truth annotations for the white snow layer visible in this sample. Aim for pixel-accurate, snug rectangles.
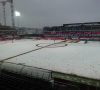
[0,40,100,80]
[0,40,61,60]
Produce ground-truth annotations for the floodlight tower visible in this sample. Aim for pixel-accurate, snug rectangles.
[15,11,20,28]
[7,0,15,28]
[0,1,7,26]
[15,11,20,39]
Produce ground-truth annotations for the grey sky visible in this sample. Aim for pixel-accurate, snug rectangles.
[0,0,100,28]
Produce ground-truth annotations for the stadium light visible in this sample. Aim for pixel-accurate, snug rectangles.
[15,11,20,17]
[15,11,20,39]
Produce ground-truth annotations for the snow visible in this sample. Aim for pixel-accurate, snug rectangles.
[1,40,100,80]
[0,40,61,60]
[77,41,85,44]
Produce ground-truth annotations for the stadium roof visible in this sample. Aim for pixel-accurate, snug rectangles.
[63,22,100,26]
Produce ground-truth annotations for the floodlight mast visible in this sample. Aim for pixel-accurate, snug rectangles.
[7,0,15,28]
[1,0,15,28]
[0,1,7,26]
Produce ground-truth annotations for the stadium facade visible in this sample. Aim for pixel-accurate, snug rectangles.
[0,24,18,40]
[43,22,100,40]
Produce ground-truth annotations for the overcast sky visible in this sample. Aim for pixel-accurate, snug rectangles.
[0,0,100,28]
